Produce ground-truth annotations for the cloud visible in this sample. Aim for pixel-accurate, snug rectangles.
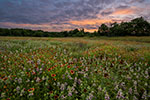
[112,8,135,15]
[69,19,113,26]
[0,0,150,32]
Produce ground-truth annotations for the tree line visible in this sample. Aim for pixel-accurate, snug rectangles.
[0,17,150,37]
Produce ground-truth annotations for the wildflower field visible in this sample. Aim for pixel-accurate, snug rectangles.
[0,36,150,100]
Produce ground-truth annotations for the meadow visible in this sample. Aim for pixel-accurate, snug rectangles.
[0,36,150,100]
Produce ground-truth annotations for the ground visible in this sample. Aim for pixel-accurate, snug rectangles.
[0,36,150,100]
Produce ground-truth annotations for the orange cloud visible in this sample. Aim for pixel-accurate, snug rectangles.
[69,19,113,26]
[111,7,141,15]
[112,9,134,15]
[0,22,72,32]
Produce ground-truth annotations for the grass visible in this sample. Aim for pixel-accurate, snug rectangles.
[0,36,150,100]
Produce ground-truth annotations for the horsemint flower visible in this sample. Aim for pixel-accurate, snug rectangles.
[116,89,124,99]
[105,93,110,100]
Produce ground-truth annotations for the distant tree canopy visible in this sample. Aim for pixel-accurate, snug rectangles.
[0,17,150,37]
[97,17,150,36]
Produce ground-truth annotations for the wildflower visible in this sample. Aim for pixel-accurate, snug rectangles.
[20,89,25,96]
[85,67,88,71]
[62,74,65,79]
[88,93,94,100]
[142,91,147,99]
[92,83,96,87]
[73,82,76,87]
[128,88,132,94]
[134,86,139,95]
[67,75,73,80]
[75,91,78,94]
[48,68,52,71]
[4,85,7,89]
[77,79,82,84]
[36,67,39,72]
[26,79,30,82]
[134,81,137,85]
[98,86,102,91]
[120,82,126,89]
[133,96,138,100]
[64,82,68,86]
[18,78,22,84]
[54,95,59,99]
[78,71,84,74]
[3,77,8,81]
[145,70,148,75]
[70,70,74,74]
[28,92,34,96]
[74,77,77,82]
[42,76,45,80]
[145,82,148,86]
[57,82,60,87]
[16,86,20,92]
[1,92,5,98]
[28,88,35,92]
[53,78,56,81]
[61,95,66,99]
[32,71,36,75]
[67,65,71,68]
[51,74,56,77]
[36,77,40,82]
[71,87,75,92]
[116,89,124,99]
[49,91,53,94]
[60,84,65,91]
[68,92,72,96]
[105,93,110,100]
[37,59,41,65]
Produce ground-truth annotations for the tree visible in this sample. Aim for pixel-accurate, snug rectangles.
[98,24,109,36]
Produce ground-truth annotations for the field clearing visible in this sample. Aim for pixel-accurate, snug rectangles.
[0,36,150,100]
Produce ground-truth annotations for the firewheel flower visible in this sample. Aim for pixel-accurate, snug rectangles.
[70,70,75,74]
[28,88,35,92]
[51,74,56,77]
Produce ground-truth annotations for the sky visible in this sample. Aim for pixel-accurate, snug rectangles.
[0,0,150,32]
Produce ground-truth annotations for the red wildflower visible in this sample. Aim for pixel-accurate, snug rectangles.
[3,77,8,81]
[70,70,75,74]
[51,74,56,77]
[31,88,35,91]
[48,68,51,71]
[67,65,71,68]
[28,88,35,92]
[28,89,31,92]
[49,91,53,94]
[54,95,59,99]
[32,71,36,75]
[53,78,56,81]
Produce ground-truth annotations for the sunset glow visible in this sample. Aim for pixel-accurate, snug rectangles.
[0,0,150,32]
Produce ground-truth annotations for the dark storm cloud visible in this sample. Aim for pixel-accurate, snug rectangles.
[101,11,113,16]
[100,5,130,16]
[130,0,145,3]
[0,0,113,24]
[116,5,129,9]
